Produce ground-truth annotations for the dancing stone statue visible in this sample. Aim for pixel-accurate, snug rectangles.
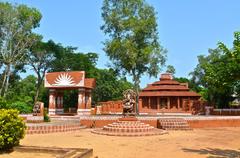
[33,102,44,116]
[122,89,136,116]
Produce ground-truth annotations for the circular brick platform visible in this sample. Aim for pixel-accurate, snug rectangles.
[92,117,167,136]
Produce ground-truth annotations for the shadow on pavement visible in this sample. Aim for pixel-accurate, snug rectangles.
[182,147,240,158]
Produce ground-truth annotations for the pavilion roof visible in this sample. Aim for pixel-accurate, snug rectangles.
[139,91,201,97]
[142,85,189,91]
[84,78,96,89]
[151,80,180,85]
[139,73,201,97]
[44,71,96,89]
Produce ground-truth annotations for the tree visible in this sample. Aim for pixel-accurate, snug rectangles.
[101,0,166,112]
[190,49,232,107]
[49,41,98,77]
[218,32,240,90]
[0,2,41,97]
[7,75,37,104]
[190,31,240,108]
[92,69,133,103]
[28,40,55,103]
[166,65,176,75]
[174,76,206,99]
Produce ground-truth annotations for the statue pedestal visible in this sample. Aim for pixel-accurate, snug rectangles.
[92,116,167,136]
[119,116,138,121]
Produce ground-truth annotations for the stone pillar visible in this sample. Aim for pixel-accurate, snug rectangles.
[48,89,56,115]
[77,88,90,115]
[157,97,160,110]
[177,97,180,109]
[61,95,64,109]
[188,97,191,111]
[138,98,143,112]
[148,97,150,108]
[86,89,92,109]
[56,91,64,114]
[167,97,170,109]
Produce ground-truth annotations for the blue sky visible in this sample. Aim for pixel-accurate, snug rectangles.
[5,0,240,87]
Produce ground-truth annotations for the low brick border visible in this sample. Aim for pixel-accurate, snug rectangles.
[26,123,86,134]
[13,146,93,158]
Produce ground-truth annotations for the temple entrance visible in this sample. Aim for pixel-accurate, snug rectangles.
[160,98,167,109]
[150,97,158,109]
[63,90,78,113]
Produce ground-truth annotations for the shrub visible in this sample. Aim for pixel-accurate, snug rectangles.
[0,109,26,151]
[0,97,7,109]
[8,101,32,114]
[44,109,50,122]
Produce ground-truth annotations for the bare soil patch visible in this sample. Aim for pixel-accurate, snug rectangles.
[2,127,240,158]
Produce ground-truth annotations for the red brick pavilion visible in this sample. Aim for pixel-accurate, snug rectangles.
[44,71,95,115]
[138,73,201,114]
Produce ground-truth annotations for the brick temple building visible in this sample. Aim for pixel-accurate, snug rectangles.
[138,73,201,114]
[98,73,202,115]
[44,71,95,115]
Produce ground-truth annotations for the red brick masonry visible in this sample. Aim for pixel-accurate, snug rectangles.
[80,116,240,128]
[91,117,167,136]
[27,123,85,134]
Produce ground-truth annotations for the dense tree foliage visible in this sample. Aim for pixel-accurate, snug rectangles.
[92,69,133,103]
[190,32,240,108]
[101,0,166,112]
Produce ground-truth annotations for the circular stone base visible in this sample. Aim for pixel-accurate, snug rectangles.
[91,117,168,137]
[91,128,167,136]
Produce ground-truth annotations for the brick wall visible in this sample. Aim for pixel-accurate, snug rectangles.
[187,119,240,128]
[97,100,123,114]
[211,109,240,116]
[80,116,240,129]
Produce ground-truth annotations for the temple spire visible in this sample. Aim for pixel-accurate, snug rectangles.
[160,73,173,81]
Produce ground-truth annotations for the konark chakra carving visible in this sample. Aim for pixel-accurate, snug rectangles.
[53,73,75,86]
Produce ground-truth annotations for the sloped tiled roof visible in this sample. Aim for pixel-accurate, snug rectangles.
[142,85,189,91]
[84,78,96,89]
[140,73,201,97]
[139,91,201,97]
[151,80,180,85]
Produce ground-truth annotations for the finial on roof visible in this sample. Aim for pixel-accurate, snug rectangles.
[160,73,173,81]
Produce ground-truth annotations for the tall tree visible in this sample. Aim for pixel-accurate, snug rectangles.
[0,2,41,97]
[101,0,166,112]
[28,40,55,103]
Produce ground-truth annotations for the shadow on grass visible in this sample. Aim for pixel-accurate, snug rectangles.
[182,148,240,158]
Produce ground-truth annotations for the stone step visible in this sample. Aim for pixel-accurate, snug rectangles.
[108,124,150,128]
[159,122,188,125]
[103,126,154,132]
[158,118,191,130]
[92,129,167,136]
